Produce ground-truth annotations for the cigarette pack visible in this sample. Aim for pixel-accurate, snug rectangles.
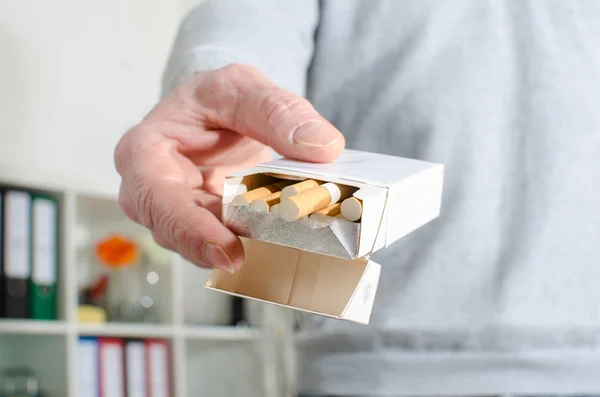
[205,149,444,324]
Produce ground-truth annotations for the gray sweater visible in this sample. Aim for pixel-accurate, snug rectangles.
[163,1,600,395]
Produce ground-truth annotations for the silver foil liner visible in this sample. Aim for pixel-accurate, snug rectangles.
[223,205,361,260]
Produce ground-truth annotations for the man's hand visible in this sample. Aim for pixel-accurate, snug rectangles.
[114,64,345,273]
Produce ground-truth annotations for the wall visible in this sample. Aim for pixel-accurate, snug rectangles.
[0,0,194,197]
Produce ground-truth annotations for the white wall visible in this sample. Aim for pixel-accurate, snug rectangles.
[0,0,194,196]
[180,0,205,15]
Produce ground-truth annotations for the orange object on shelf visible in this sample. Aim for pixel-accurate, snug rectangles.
[95,234,139,268]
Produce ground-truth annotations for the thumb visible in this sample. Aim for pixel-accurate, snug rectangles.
[195,64,345,163]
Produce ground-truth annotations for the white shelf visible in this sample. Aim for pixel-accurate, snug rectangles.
[74,323,262,341]
[0,319,69,335]
[0,320,263,340]
[76,323,175,338]
[0,177,286,397]
[183,325,262,341]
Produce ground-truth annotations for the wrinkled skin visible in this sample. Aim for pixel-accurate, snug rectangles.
[114,64,345,273]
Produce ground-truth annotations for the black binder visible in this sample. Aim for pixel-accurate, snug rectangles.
[0,188,4,317]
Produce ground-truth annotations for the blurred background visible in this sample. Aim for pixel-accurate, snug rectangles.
[0,1,291,396]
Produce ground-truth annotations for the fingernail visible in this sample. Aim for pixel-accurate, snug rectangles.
[204,243,235,273]
[292,120,341,148]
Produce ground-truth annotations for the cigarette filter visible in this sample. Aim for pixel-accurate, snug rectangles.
[231,180,290,206]
[281,179,322,199]
[250,191,282,212]
[341,197,363,221]
[279,182,355,222]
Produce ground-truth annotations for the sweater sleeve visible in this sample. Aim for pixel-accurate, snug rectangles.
[161,0,320,98]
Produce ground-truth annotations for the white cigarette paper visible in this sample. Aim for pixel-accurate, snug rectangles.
[341,197,363,221]
[250,191,281,212]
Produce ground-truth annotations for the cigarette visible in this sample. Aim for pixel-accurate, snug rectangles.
[263,172,306,181]
[315,202,342,217]
[230,180,290,206]
[309,203,343,223]
[309,212,343,224]
[341,197,363,221]
[279,182,355,222]
[250,191,281,212]
[281,179,322,200]
[270,204,280,214]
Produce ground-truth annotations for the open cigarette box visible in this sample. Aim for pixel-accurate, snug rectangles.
[205,149,444,324]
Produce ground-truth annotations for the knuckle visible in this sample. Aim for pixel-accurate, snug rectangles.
[135,187,192,253]
[168,213,194,253]
[219,63,259,81]
[135,186,158,230]
[151,231,175,251]
[118,185,140,223]
[185,223,211,266]
[114,124,146,176]
[200,65,253,126]
[163,210,210,265]
[114,133,132,176]
[259,89,308,125]
[208,63,256,97]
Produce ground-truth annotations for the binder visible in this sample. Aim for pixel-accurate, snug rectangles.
[30,194,58,320]
[124,339,147,397]
[230,296,247,326]
[0,189,4,317]
[1,189,32,318]
[77,337,100,397]
[145,339,170,397]
[99,338,125,397]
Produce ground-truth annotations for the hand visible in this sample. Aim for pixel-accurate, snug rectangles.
[114,64,345,273]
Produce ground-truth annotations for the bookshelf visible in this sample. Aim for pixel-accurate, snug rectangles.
[0,166,288,397]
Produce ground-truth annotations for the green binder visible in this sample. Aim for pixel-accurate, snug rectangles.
[30,193,58,320]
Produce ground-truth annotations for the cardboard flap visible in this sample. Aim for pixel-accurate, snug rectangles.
[204,238,381,324]
[354,185,388,257]
[258,149,440,187]
[340,255,381,323]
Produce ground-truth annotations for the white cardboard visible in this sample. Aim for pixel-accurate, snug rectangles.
[206,149,444,324]
[222,149,444,259]
[258,148,441,187]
